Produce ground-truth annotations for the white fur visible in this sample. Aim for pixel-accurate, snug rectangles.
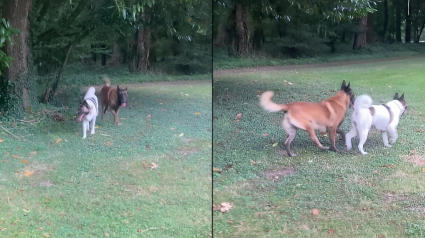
[346,94,405,155]
[82,87,98,139]
[260,91,282,112]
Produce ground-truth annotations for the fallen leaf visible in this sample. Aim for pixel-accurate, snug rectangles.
[216,202,233,213]
[6,152,10,155]
[262,133,269,136]
[151,163,158,170]
[194,112,201,115]
[312,209,319,216]
[234,113,242,121]
[38,227,44,231]
[120,118,126,120]
[47,222,50,225]
[21,160,28,164]
[106,141,113,146]
[227,220,234,225]
[24,171,34,177]
[11,220,19,226]
[0,139,3,143]
[250,160,260,165]
[12,155,23,159]
[29,151,37,156]
[104,233,110,237]
[137,229,142,232]
[327,229,336,234]
[422,168,425,172]
[22,209,30,213]
[179,133,184,137]
[2,160,7,162]
[56,139,62,143]
[213,168,222,173]
[41,234,50,238]
[381,165,394,168]
[146,114,151,119]
[272,143,278,147]
[95,126,99,129]
[0,228,7,231]
[409,149,417,156]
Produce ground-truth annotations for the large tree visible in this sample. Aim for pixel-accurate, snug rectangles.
[1,0,33,111]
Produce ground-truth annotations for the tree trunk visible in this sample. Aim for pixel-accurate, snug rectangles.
[395,0,401,42]
[1,0,33,111]
[382,0,388,42]
[353,16,368,50]
[253,27,264,51]
[405,2,411,43]
[110,42,123,65]
[91,44,96,62]
[413,0,420,43]
[366,13,376,43]
[137,28,149,71]
[235,3,249,56]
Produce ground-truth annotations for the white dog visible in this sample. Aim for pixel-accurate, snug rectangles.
[346,93,407,154]
[76,87,98,139]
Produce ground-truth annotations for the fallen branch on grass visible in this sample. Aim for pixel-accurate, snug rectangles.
[0,125,21,141]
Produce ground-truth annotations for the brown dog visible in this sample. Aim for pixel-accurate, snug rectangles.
[100,76,128,125]
[260,80,355,156]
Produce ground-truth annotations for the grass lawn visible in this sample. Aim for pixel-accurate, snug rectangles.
[213,56,425,237]
[0,80,212,237]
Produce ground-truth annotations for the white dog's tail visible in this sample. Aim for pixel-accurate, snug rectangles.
[354,94,373,110]
[260,91,288,112]
[104,76,111,86]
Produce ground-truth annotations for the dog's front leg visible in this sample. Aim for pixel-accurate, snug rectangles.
[82,120,88,139]
[328,127,340,152]
[90,118,96,135]
[387,127,398,145]
[112,108,122,125]
[381,131,392,147]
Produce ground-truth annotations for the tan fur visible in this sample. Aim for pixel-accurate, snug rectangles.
[260,82,353,156]
[100,77,126,125]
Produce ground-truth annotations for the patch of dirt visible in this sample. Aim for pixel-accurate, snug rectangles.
[82,80,211,93]
[403,154,425,166]
[406,206,425,213]
[214,55,425,76]
[124,185,149,197]
[177,147,199,156]
[382,192,409,204]
[39,180,55,187]
[275,150,288,157]
[20,162,54,177]
[264,167,296,180]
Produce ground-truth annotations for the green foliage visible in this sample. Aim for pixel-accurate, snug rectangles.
[406,223,425,237]
[0,18,20,76]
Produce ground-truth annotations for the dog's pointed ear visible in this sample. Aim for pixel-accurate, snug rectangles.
[399,93,405,100]
[125,86,127,91]
[393,93,399,100]
[117,85,120,90]
[347,82,350,89]
[341,80,346,90]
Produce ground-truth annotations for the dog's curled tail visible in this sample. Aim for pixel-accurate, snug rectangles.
[354,94,373,109]
[260,91,288,112]
[103,76,111,86]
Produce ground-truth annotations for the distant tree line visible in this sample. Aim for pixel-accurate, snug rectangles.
[213,0,424,57]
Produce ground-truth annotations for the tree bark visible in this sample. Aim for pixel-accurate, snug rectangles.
[382,0,388,42]
[395,0,401,42]
[1,0,33,110]
[101,44,107,66]
[353,16,368,50]
[405,2,412,43]
[366,13,376,43]
[137,28,149,71]
[235,3,249,56]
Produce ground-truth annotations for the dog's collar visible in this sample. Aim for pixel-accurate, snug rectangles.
[382,104,394,123]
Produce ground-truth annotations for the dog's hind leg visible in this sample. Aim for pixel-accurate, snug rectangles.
[357,129,370,155]
[283,115,297,157]
[345,126,358,150]
[82,120,88,139]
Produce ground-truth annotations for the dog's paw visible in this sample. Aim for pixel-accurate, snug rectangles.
[384,144,392,148]
[360,151,368,155]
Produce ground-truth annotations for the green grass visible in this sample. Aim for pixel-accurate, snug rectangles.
[213,56,425,237]
[0,81,212,237]
[213,42,425,70]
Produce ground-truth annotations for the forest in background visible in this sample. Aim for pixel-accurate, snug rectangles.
[213,0,425,58]
[0,0,211,116]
